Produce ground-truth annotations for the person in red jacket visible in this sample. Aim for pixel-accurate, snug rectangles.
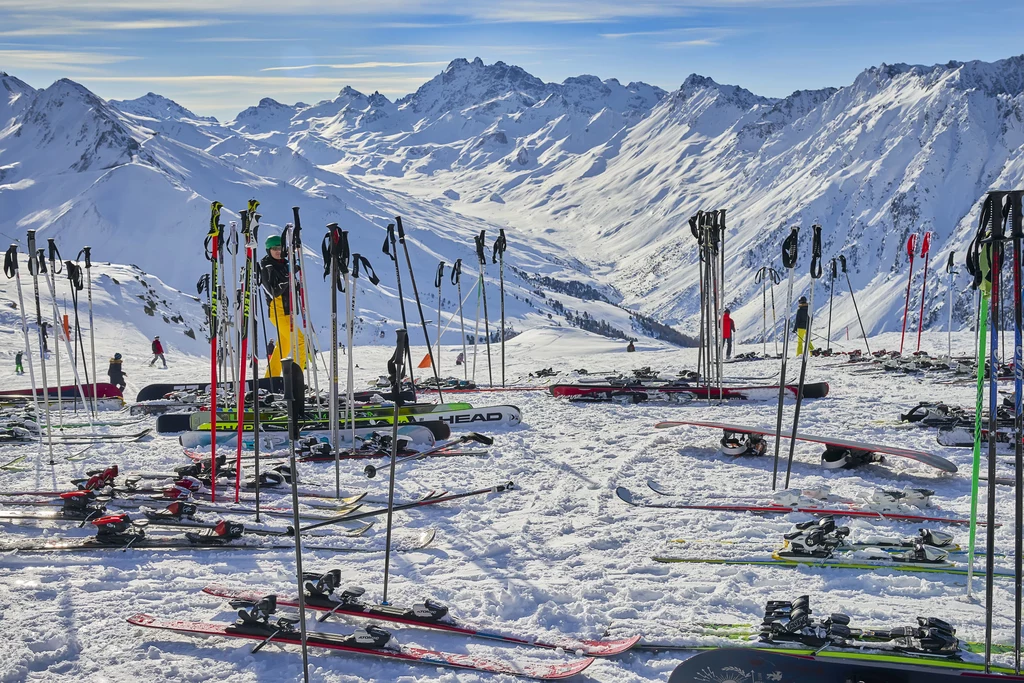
[149,336,167,368]
[722,308,737,359]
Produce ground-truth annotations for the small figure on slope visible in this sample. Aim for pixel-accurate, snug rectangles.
[722,308,737,359]
[626,340,636,353]
[15,350,23,375]
[149,336,167,368]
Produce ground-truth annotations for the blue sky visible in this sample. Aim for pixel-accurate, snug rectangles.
[1,0,1022,121]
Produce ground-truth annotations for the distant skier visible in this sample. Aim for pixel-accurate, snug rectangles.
[626,340,636,353]
[722,308,737,359]
[149,336,167,368]
[15,351,23,375]
[108,353,127,392]
[455,351,465,366]
[794,297,814,356]
[261,234,306,377]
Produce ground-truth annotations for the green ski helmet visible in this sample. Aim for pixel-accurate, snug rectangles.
[265,234,283,251]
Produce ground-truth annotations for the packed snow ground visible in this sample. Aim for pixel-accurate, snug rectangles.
[0,326,1019,682]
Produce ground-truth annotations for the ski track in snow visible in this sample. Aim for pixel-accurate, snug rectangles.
[0,328,1018,682]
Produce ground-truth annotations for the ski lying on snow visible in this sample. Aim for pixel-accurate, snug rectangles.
[127,613,594,680]
[614,487,982,525]
[650,552,1013,578]
[202,583,639,657]
[665,645,1024,681]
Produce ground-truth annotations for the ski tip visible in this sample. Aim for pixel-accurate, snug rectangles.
[614,487,637,505]
[653,422,679,429]
[127,613,156,627]
[529,656,596,679]
[580,634,642,656]
[645,480,673,496]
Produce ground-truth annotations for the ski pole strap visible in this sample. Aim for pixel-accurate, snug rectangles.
[46,239,62,274]
[77,246,91,269]
[197,273,210,296]
[755,266,781,286]
[64,261,83,291]
[434,261,445,288]
[387,329,409,405]
[382,224,397,261]
[809,224,822,279]
[945,251,955,274]
[35,249,47,274]
[475,230,487,265]
[351,254,380,286]
[451,258,462,286]
[782,226,799,269]
[688,213,701,242]
[224,222,238,255]
[492,229,506,264]
[838,254,847,274]
[322,224,349,283]
[3,245,16,278]
[205,201,223,259]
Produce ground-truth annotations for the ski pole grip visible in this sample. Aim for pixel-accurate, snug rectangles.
[907,233,917,257]
[3,245,16,278]
[492,229,506,263]
[451,258,462,286]
[351,252,362,280]
[47,238,63,273]
[945,251,954,273]
[809,224,822,279]
[475,230,487,265]
[782,226,799,269]
[920,231,931,257]
[829,258,837,280]
[79,246,91,268]
[1010,191,1024,238]
[435,261,445,288]
[291,207,302,241]
[395,215,405,242]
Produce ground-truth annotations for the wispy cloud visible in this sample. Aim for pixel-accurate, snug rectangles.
[0,0,896,23]
[0,17,219,37]
[262,60,447,72]
[186,36,303,43]
[0,48,137,70]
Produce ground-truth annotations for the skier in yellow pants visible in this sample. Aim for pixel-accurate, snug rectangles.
[794,296,814,356]
[261,234,307,377]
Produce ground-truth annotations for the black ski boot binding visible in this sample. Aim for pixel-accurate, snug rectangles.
[59,491,106,520]
[185,520,244,546]
[348,625,393,649]
[410,599,449,622]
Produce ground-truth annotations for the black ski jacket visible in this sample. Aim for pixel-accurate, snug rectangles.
[793,305,809,332]
[107,358,126,383]
[260,254,292,314]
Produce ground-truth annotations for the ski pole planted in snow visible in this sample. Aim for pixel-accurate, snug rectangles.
[826,258,837,352]
[900,233,919,355]
[382,328,409,605]
[492,229,507,387]
[452,259,469,381]
[1005,190,1024,672]
[474,230,493,387]
[839,255,871,355]
[205,202,223,503]
[382,223,417,399]
[771,226,799,491]
[916,231,932,352]
[783,224,822,489]
[946,252,957,358]
[434,260,445,374]
[25,232,55,465]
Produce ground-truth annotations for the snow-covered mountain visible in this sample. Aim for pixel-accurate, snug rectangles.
[0,68,673,358]
[5,54,1024,350]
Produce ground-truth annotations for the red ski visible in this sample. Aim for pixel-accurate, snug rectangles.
[549,382,829,402]
[202,583,639,656]
[128,613,594,679]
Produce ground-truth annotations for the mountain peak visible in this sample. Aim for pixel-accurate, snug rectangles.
[111,91,217,123]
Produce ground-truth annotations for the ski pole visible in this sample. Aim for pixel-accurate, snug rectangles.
[1005,190,1024,672]
[350,252,381,450]
[205,202,223,503]
[755,266,780,357]
[292,209,324,401]
[826,258,836,351]
[492,229,507,387]
[25,231,54,465]
[771,226,799,491]
[322,223,347,498]
[916,231,932,352]
[77,247,97,416]
[42,242,64,423]
[63,259,91,405]
[839,255,871,355]
[474,230,493,387]
[382,224,417,398]
[364,432,494,479]
[899,233,919,355]
[233,201,259,504]
[3,245,45,475]
[248,211,262,523]
[45,240,92,428]
[282,356,310,683]
[983,193,1007,672]
[381,328,408,605]
[452,259,468,381]
[946,252,956,359]
[689,213,705,385]
[784,224,822,489]
[434,260,445,374]
[395,216,443,401]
